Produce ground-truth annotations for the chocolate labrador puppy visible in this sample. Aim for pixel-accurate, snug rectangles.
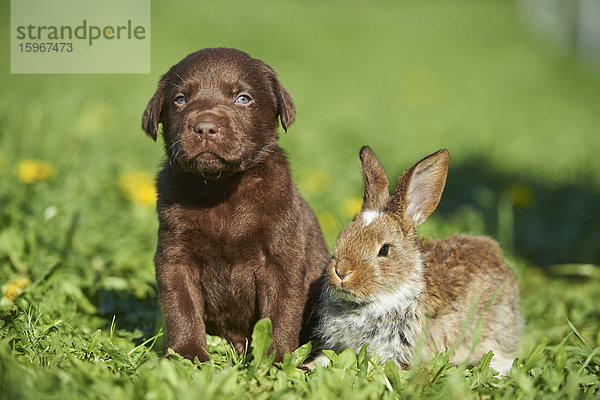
[141,48,329,361]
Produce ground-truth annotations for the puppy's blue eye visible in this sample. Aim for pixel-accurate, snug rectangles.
[174,95,187,105]
[235,94,251,104]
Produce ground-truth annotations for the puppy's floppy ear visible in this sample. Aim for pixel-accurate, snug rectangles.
[264,65,296,132]
[359,146,390,212]
[141,74,168,141]
[388,149,449,227]
[275,79,296,132]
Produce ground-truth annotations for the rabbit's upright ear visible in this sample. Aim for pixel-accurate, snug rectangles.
[389,149,449,227]
[359,146,390,212]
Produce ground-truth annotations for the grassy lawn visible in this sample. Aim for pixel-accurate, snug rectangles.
[1,0,599,398]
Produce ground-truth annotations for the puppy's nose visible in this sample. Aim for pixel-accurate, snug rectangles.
[193,121,219,136]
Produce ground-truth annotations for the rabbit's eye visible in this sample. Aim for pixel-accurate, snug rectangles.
[378,244,391,257]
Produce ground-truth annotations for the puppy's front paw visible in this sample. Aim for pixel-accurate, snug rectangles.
[165,345,210,363]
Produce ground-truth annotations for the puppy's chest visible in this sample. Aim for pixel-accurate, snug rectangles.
[202,265,258,322]
[163,202,270,304]
[174,206,269,284]
[174,201,264,242]
[160,203,270,270]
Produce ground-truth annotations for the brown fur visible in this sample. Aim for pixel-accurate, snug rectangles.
[142,48,329,361]
[315,147,522,370]
[419,235,522,363]
[359,146,390,210]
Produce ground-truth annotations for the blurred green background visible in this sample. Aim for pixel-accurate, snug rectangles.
[1,2,600,396]
[2,0,599,264]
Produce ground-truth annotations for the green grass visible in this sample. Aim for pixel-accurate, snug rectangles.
[1,0,600,398]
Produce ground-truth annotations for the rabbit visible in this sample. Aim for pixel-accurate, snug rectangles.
[313,146,523,375]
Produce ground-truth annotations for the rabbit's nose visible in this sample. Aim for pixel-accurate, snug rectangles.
[335,268,352,282]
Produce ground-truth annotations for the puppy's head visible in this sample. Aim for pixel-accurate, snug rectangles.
[142,48,295,176]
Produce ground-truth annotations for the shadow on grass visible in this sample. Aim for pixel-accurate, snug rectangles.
[429,158,600,266]
[96,288,163,348]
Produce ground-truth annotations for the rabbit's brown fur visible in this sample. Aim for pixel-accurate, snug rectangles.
[315,147,523,373]
[419,235,522,364]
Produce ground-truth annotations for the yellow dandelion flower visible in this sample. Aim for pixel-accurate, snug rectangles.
[119,171,157,207]
[507,183,534,208]
[341,196,363,219]
[2,277,30,301]
[16,158,56,183]
[317,211,337,234]
[298,169,330,194]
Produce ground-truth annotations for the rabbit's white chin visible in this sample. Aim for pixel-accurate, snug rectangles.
[328,287,369,304]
